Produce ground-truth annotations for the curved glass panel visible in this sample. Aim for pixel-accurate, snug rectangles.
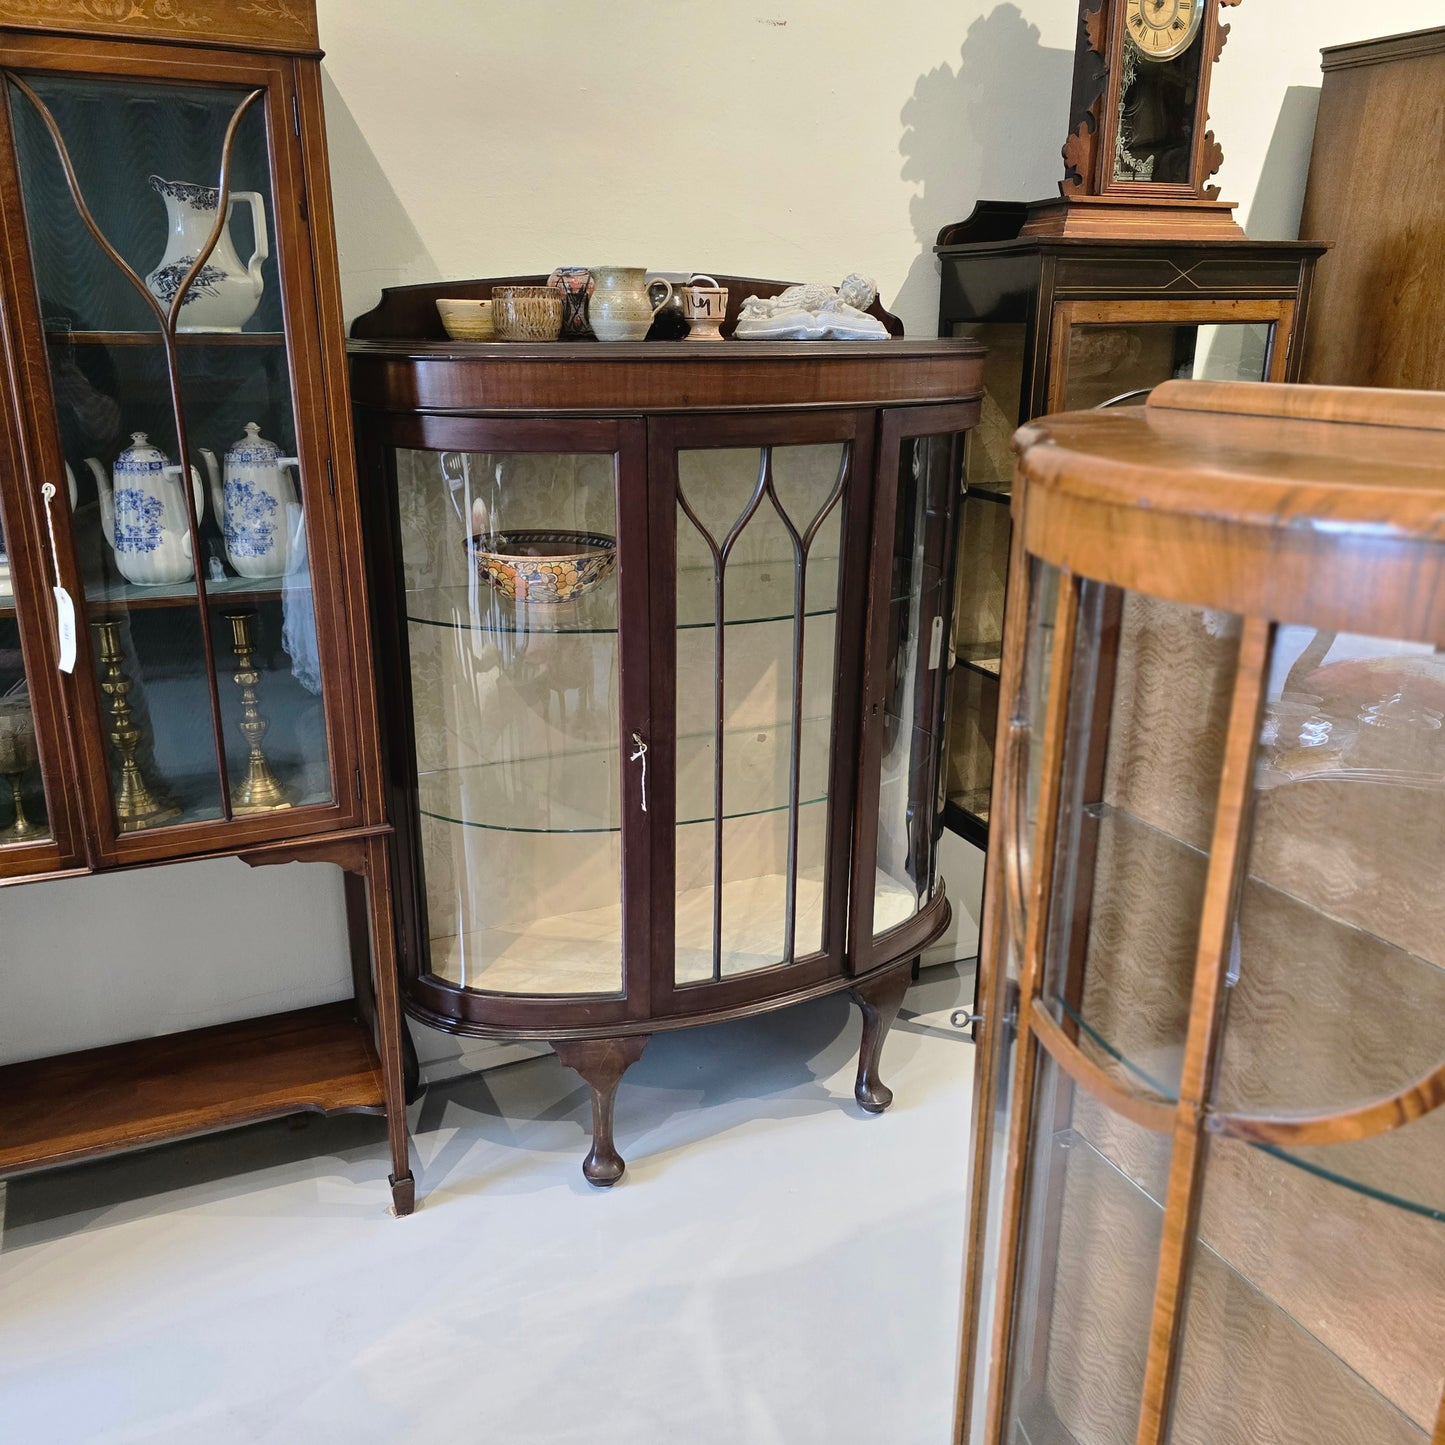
[674,442,846,981]
[1214,627,1445,1121]
[1004,1048,1174,1443]
[874,431,959,935]
[1040,587,1242,1104]
[8,72,331,829]
[398,447,623,996]
[1171,1133,1440,1443]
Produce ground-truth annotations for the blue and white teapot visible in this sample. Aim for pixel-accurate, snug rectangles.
[96,432,204,586]
[201,423,302,580]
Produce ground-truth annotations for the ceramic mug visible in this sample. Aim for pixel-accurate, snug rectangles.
[681,275,728,341]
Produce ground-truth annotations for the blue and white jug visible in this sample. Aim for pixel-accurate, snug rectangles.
[201,423,302,580]
[97,433,204,587]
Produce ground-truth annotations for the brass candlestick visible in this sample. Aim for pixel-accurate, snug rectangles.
[0,704,42,842]
[94,618,179,830]
[223,609,292,813]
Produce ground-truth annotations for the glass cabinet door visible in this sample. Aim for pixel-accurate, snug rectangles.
[854,405,970,967]
[0,478,73,873]
[389,422,647,1019]
[650,414,874,1008]
[0,52,340,846]
[1048,303,1294,413]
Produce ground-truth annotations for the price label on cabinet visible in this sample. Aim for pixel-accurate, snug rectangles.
[53,585,76,672]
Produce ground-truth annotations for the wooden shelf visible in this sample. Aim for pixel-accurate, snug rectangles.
[0,1002,385,1176]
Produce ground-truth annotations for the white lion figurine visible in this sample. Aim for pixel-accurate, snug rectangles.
[733,273,890,341]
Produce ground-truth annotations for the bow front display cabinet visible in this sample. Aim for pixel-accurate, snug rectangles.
[957,380,1445,1443]
[0,3,415,1213]
[349,284,983,1184]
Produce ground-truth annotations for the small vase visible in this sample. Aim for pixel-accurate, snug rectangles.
[547,267,595,338]
[589,266,672,342]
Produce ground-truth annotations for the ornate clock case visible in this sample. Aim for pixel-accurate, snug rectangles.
[1025,0,1246,239]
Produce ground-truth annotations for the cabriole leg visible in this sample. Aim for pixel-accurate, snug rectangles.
[552,1035,650,1187]
[850,962,914,1114]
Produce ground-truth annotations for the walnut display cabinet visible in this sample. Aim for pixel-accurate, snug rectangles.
[0,3,414,1213]
[955,379,1445,1443]
[934,200,1323,846]
[349,278,982,1184]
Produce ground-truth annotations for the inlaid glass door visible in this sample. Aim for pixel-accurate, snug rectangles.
[649,413,875,1009]
[0,45,343,851]
[388,418,649,1028]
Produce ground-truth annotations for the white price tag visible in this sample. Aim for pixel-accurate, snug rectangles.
[40,481,76,673]
[928,614,945,671]
[53,585,76,673]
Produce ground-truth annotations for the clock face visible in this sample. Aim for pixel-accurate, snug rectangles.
[1124,0,1204,62]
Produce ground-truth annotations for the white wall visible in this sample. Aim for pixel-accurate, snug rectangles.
[6,0,1440,1071]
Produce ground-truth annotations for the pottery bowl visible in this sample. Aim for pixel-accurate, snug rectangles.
[436,297,496,341]
[491,286,564,343]
[468,530,617,603]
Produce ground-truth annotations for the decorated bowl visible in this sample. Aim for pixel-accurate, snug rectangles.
[435,297,496,341]
[491,286,564,343]
[468,530,617,603]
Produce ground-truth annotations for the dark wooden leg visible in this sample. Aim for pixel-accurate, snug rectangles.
[552,1035,650,1187]
[850,962,914,1114]
[356,838,417,1215]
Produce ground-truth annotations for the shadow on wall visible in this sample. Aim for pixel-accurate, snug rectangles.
[895,4,1073,332]
[1246,84,1322,240]
[321,68,441,324]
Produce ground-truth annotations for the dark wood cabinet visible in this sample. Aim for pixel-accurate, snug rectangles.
[350,279,983,1184]
[1298,26,1445,390]
[957,379,1445,1443]
[934,201,1323,846]
[0,2,413,1213]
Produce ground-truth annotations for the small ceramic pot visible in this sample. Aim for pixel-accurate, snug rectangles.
[492,286,564,343]
[547,268,595,338]
[436,298,496,341]
[468,530,617,604]
[589,266,671,342]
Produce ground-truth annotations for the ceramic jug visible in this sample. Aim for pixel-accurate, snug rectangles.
[588,267,672,342]
[144,175,268,333]
[97,434,204,586]
[200,423,301,579]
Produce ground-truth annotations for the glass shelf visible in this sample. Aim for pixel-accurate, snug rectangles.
[1041,1130,1429,1444]
[406,556,842,635]
[955,641,1001,678]
[46,330,285,347]
[418,715,834,835]
[86,573,304,612]
[1045,800,1445,1220]
[966,478,1012,504]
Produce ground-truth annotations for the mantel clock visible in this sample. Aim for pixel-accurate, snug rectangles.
[1024,0,1246,239]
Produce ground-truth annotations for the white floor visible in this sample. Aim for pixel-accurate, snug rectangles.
[0,964,978,1445]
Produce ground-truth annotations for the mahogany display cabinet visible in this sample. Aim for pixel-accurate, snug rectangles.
[349,278,982,1184]
[956,379,1445,1442]
[934,200,1324,847]
[0,3,414,1213]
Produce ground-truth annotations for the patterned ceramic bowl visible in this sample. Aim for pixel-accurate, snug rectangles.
[468,530,617,603]
[491,286,564,343]
[436,297,496,341]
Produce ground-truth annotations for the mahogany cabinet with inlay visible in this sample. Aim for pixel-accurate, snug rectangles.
[0,1,413,1214]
